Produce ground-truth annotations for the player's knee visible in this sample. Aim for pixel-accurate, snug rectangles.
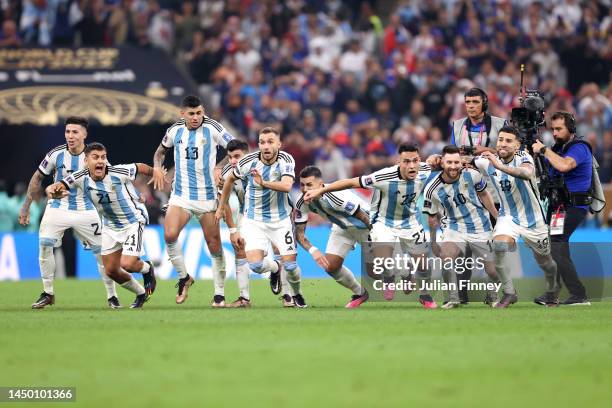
[164,229,179,243]
[493,241,515,253]
[105,267,122,280]
[207,240,221,254]
[284,261,298,272]
[324,260,342,275]
[249,261,264,274]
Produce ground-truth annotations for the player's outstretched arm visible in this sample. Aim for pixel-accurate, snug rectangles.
[295,223,329,270]
[137,163,165,190]
[477,189,498,219]
[18,170,45,226]
[303,177,360,203]
[480,151,534,180]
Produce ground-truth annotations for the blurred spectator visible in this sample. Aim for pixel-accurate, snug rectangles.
[20,0,59,46]
[0,19,21,47]
[315,139,349,183]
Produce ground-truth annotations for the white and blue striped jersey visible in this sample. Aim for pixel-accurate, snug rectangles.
[220,162,248,213]
[359,164,433,230]
[38,144,94,211]
[423,169,492,234]
[162,117,234,202]
[294,188,370,230]
[233,151,295,223]
[475,152,546,229]
[62,164,149,229]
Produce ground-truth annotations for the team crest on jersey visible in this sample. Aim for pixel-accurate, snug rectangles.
[272,170,281,179]
[285,164,294,174]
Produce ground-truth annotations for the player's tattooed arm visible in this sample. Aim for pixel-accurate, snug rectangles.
[295,223,329,269]
[304,177,360,203]
[153,143,169,169]
[354,208,372,230]
[295,223,313,251]
[427,214,442,257]
[136,163,165,190]
[215,172,236,223]
[477,189,498,219]
[18,170,45,225]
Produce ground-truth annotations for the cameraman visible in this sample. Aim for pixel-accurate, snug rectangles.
[532,111,591,306]
[450,87,506,303]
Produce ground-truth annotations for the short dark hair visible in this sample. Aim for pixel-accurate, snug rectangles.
[441,145,460,156]
[259,127,280,137]
[398,143,419,154]
[84,142,107,155]
[65,116,89,130]
[299,166,322,179]
[181,95,202,109]
[227,139,249,153]
[550,111,576,133]
[498,125,520,140]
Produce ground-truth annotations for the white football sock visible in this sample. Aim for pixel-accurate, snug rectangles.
[166,241,188,279]
[95,254,117,298]
[120,277,145,295]
[329,266,362,295]
[39,244,55,295]
[236,258,250,300]
[211,251,226,296]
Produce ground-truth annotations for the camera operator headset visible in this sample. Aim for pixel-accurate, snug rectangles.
[531,111,599,305]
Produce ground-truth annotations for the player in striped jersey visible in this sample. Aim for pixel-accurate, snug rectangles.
[294,166,370,308]
[304,143,438,309]
[153,95,235,305]
[474,125,559,307]
[45,142,164,308]
[423,145,507,308]
[18,117,119,309]
[219,140,294,308]
[218,139,252,307]
[216,127,307,308]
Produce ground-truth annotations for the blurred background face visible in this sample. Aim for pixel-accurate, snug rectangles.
[398,151,420,180]
[64,124,87,151]
[181,105,204,129]
[441,153,462,180]
[85,149,108,179]
[299,175,323,193]
[228,148,247,166]
[258,132,281,162]
[496,132,520,159]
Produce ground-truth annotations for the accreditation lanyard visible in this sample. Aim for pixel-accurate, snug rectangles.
[463,122,485,147]
[550,205,566,236]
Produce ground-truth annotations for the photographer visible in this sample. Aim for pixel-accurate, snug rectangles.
[450,88,506,156]
[450,87,506,303]
[532,111,591,306]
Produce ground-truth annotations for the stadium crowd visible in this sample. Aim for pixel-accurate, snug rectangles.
[0,0,610,231]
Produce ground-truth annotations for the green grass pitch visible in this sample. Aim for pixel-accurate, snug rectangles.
[1,279,611,407]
